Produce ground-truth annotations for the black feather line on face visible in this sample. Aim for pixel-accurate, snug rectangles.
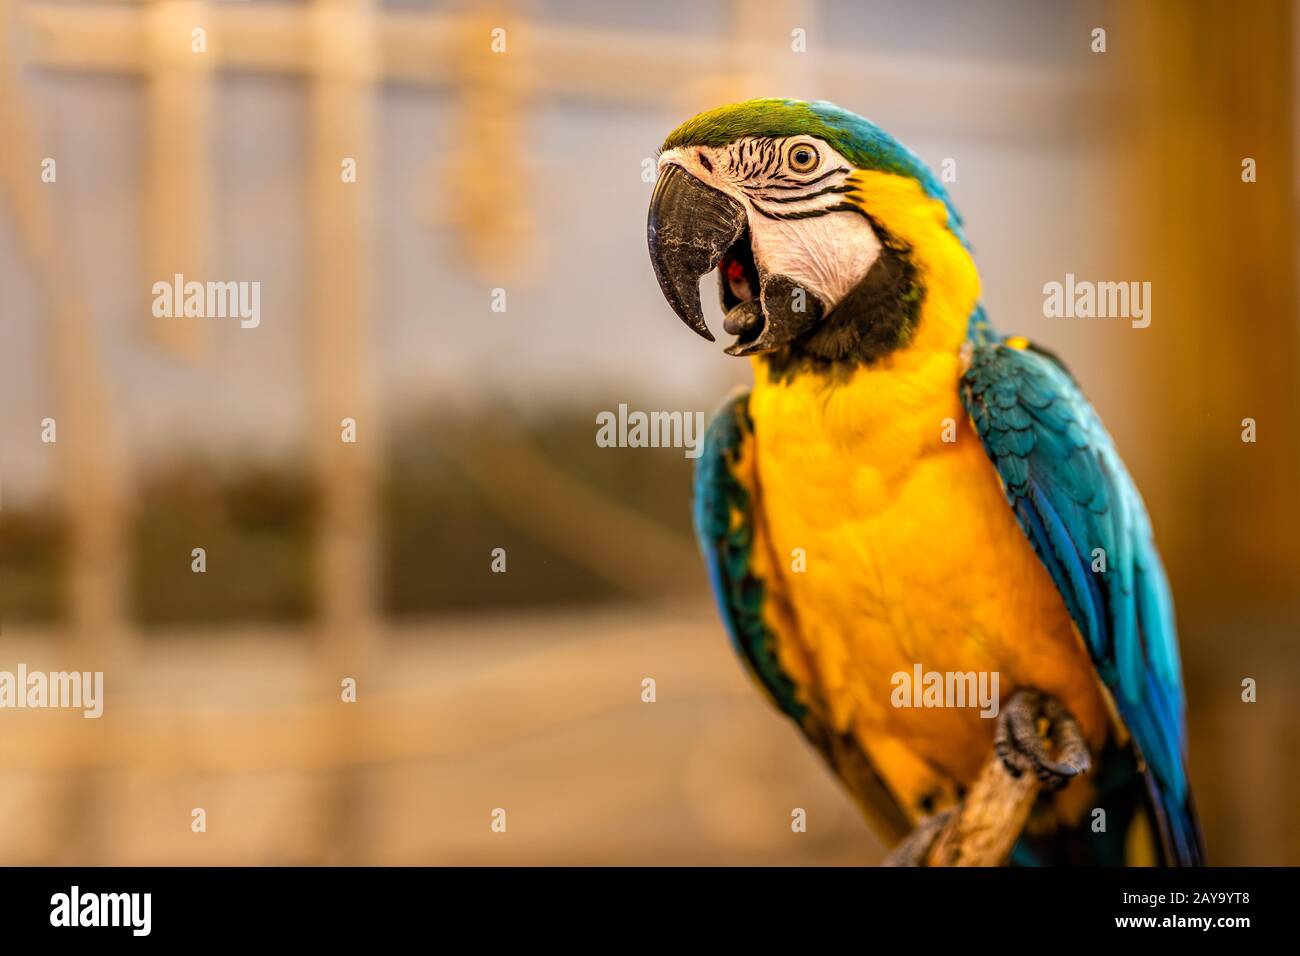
[726,137,791,179]
[752,166,849,191]
[748,199,861,222]
[746,182,856,205]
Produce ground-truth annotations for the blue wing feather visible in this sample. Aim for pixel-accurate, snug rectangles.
[962,337,1204,865]
[693,391,806,720]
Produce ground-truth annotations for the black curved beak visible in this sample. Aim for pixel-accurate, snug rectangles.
[646,163,746,342]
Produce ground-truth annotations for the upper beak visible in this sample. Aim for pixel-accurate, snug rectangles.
[646,163,746,342]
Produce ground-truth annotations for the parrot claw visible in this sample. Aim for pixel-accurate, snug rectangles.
[881,809,954,867]
[994,688,1091,790]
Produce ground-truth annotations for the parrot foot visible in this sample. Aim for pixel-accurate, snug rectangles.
[994,688,1091,790]
[880,809,954,867]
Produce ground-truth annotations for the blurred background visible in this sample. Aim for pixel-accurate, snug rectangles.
[0,0,1297,865]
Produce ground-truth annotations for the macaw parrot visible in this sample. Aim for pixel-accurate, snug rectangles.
[646,98,1203,866]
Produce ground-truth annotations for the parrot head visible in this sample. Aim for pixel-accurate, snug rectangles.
[648,98,971,364]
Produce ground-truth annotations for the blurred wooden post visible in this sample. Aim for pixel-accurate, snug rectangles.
[308,0,380,863]
[696,0,819,107]
[1114,0,1300,602]
[732,0,817,88]
[0,1,130,656]
[307,0,379,667]
[444,3,534,279]
[0,0,132,863]
[144,0,213,360]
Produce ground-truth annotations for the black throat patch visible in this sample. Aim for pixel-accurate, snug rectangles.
[762,223,921,382]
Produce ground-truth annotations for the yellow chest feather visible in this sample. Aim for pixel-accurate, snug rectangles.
[745,356,1108,805]
[733,170,1107,811]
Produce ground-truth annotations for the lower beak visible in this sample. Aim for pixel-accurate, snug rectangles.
[724,274,824,356]
[646,163,746,342]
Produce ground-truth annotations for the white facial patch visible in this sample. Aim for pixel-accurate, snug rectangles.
[748,212,881,310]
[657,139,881,313]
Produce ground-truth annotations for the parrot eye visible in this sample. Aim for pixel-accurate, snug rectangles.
[788,143,819,173]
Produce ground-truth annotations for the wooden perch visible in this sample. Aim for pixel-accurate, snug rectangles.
[883,690,1091,866]
[925,752,1041,866]
[881,752,1040,867]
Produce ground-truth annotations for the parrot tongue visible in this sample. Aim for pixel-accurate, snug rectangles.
[720,235,759,306]
[718,230,767,350]
[723,300,764,342]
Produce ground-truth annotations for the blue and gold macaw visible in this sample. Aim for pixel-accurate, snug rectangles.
[646,98,1203,866]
